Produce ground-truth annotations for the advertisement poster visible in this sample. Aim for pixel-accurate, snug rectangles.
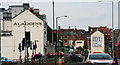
[93,37,102,47]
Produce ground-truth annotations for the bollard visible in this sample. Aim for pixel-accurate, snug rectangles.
[58,58,62,64]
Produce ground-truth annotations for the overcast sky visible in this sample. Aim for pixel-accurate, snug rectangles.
[0,0,120,30]
[0,0,120,2]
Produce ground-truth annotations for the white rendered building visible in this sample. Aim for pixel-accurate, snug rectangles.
[74,40,84,49]
[1,10,47,59]
[91,31,105,53]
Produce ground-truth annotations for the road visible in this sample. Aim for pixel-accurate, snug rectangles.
[1,63,91,65]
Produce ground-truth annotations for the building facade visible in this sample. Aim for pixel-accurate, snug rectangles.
[9,4,26,18]
[114,29,120,65]
[58,27,87,53]
[0,3,50,60]
[88,26,112,53]
[0,8,5,31]
[1,10,47,59]
[91,31,105,53]
[74,40,84,49]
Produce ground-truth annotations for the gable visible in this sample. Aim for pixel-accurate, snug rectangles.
[12,10,43,23]
[91,31,104,36]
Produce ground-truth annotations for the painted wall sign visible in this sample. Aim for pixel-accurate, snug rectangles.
[13,22,42,26]
[92,37,102,47]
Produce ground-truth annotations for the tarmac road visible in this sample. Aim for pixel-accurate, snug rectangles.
[1,63,89,65]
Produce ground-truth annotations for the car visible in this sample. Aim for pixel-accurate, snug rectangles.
[64,54,83,63]
[1,57,13,63]
[75,54,83,62]
[64,54,72,63]
[85,53,116,65]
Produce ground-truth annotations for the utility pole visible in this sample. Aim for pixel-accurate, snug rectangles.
[24,21,27,65]
[111,1,114,59]
[52,0,55,51]
[52,1,57,65]
[98,0,114,58]
[0,21,1,65]
[56,16,67,47]
[53,1,55,29]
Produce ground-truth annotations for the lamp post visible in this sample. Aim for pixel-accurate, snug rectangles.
[24,21,27,65]
[111,1,114,59]
[56,16,67,47]
[0,4,1,65]
[99,0,114,58]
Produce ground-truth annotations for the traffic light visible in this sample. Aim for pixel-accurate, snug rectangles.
[109,41,112,48]
[53,30,57,45]
[61,42,63,47]
[25,31,31,47]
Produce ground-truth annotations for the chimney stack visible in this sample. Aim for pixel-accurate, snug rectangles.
[23,3,30,10]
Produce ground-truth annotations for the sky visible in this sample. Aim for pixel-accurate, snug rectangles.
[0,0,120,30]
[0,0,120,2]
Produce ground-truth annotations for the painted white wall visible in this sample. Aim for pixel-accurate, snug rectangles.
[74,40,84,49]
[1,36,15,59]
[91,31,105,53]
[1,10,46,59]
[4,20,12,31]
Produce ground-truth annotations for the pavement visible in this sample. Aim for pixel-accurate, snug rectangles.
[1,63,86,65]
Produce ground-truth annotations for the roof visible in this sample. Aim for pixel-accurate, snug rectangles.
[61,32,78,36]
[12,10,25,19]
[9,5,23,7]
[35,14,45,20]
[12,10,45,21]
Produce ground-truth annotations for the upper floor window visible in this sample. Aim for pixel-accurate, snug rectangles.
[76,42,82,43]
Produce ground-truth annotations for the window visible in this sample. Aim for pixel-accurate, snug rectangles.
[89,55,112,60]
[77,42,82,43]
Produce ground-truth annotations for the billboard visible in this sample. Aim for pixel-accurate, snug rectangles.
[92,37,102,47]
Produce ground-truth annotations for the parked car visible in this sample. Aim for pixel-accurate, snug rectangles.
[75,54,83,62]
[1,57,13,63]
[46,53,54,58]
[85,53,116,65]
[64,54,72,63]
[64,54,83,63]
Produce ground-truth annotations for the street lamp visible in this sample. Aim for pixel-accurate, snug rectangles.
[99,0,114,58]
[111,1,114,59]
[56,16,67,46]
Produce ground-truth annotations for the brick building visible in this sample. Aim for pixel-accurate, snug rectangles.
[58,26,87,53]
[114,29,120,64]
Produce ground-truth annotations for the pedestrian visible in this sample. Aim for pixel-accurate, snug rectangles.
[38,52,42,64]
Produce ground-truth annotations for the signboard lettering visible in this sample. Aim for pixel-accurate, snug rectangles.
[13,22,42,26]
